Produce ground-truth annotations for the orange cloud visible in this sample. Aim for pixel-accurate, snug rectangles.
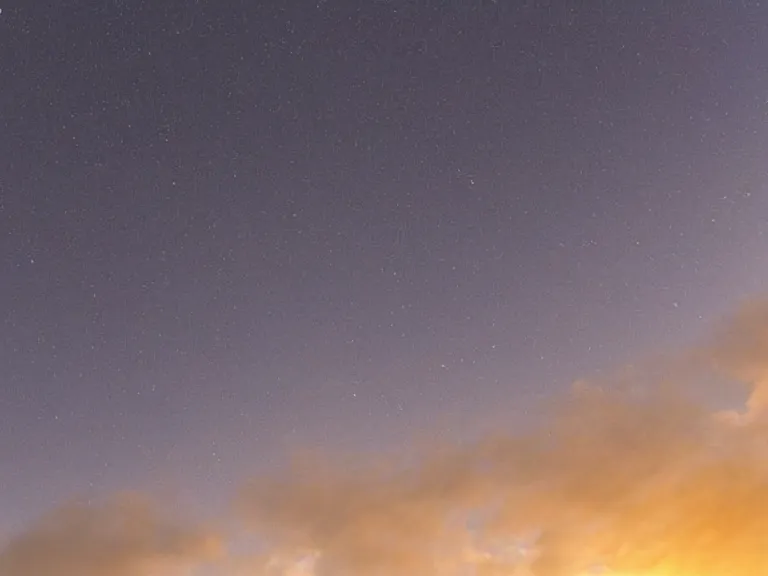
[235,296,768,576]
[5,297,768,576]
[0,493,222,576]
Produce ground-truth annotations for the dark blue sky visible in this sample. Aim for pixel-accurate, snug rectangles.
[1,0,767,539]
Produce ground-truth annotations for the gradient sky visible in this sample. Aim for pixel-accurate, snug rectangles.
[1,0,767,540]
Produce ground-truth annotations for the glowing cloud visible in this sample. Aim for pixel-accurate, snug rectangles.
[0,494,222,576]
[4,297,768,576]
[236,297,768,576]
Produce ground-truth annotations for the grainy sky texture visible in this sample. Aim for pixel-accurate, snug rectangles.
[1,0,767,559]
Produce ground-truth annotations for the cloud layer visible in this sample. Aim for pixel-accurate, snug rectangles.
[0,494,222,576]
[4,297,768,576]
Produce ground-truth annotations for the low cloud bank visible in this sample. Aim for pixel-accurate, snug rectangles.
[0,493,222,576]
[5,298,768,576]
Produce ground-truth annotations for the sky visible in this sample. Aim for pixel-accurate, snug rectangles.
[1,0,768,570]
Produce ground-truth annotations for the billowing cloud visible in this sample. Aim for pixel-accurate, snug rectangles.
[236,296,768,576]
[0,493,222,576]
[5,298,768,576]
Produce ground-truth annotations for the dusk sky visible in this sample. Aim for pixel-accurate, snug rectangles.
[2,0,768,563]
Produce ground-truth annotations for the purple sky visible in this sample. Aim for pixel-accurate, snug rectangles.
[1,0,767,537]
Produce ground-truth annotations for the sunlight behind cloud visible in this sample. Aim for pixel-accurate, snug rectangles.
[4,297,768,576]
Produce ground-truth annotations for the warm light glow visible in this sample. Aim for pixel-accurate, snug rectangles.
[5,300,768,576]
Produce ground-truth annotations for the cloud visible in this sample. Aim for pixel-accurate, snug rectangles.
[5,296,768,576]
[0,493,222,576]
[235,296,768,576]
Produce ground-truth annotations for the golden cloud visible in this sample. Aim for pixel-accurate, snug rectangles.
[0,493,222,576]
[236,297,768,575]
[5,297,768,576]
